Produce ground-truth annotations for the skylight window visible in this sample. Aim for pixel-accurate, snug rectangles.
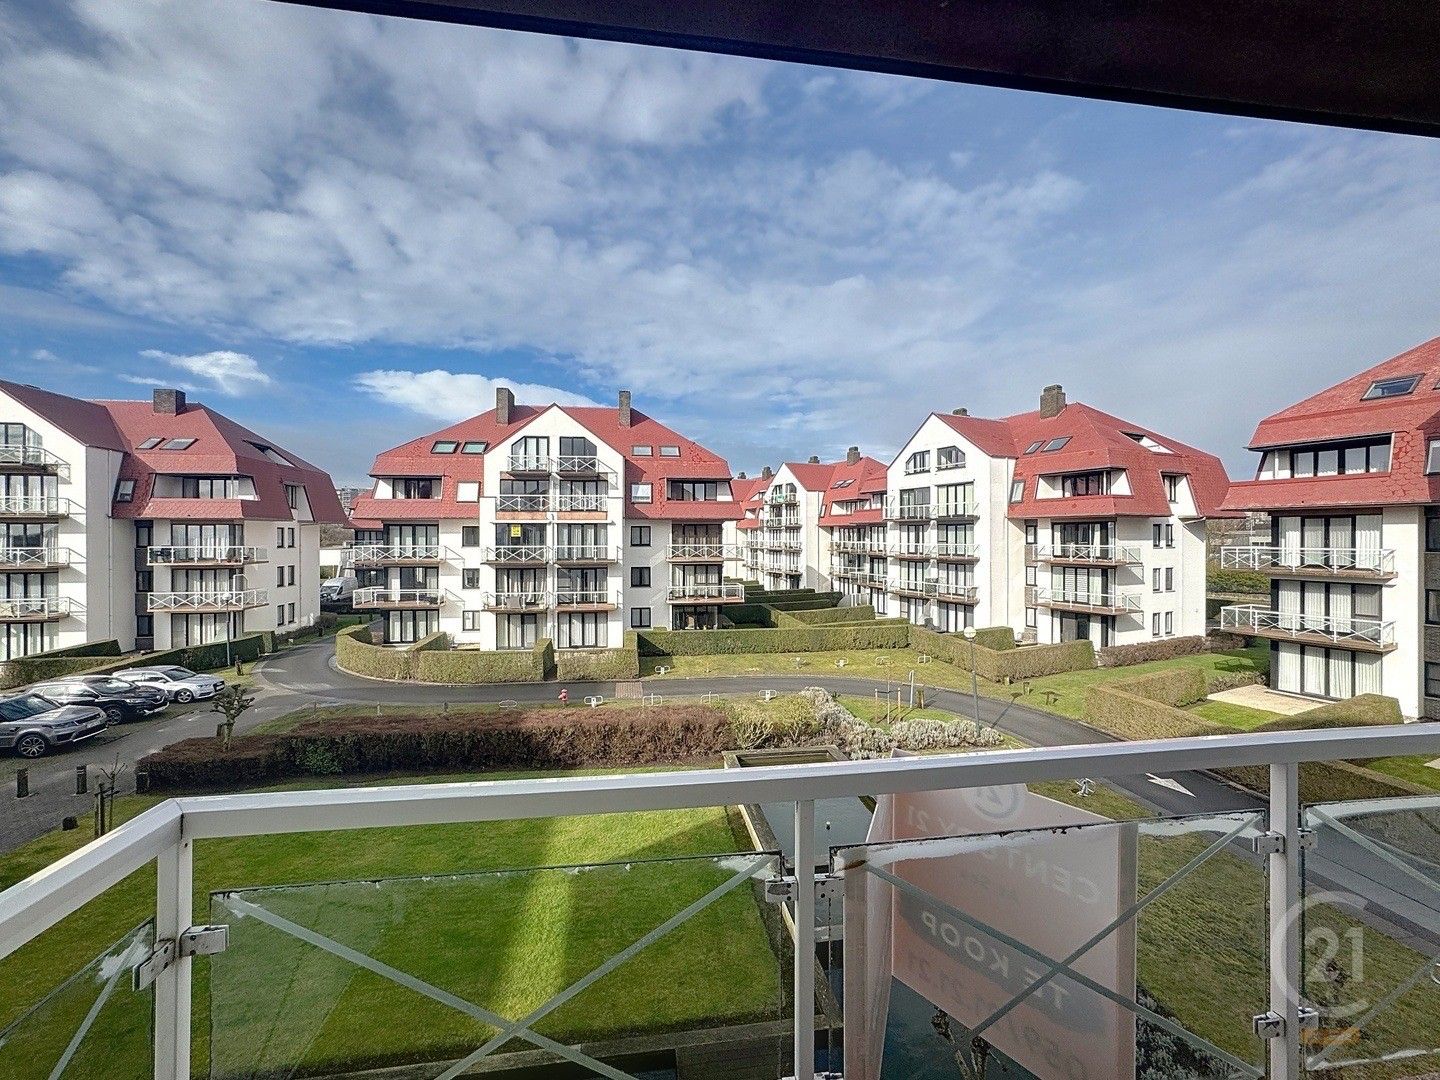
[431,440,459,454]
[1362,374,1421,400]
[461,441,488,454]
[161,438,196,451]
[632,445,653,456]
[659,445,681,457]
[1023,441,1043,454]
[1041,437,1071,452]
[832,478,855,488]
[136,437,162,450]
[114,478,135,503]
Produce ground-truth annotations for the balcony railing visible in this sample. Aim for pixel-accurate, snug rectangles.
[889,578,939,597]
[1028,585,1142,613]
[0,443,69,475]
[1220,545,1397,578]
[667,542,740,561]
[0,495,70,518]
[555,589,620,609]
[495,494,550,513]
[505,454,553,473]
[935,582,979,603]
[482,590,550,611]
[1220,603,1397,651]
[888,543,936,559]
[148,545,269,567]
[351,587,443,609]
[1034,542,1142,565]
[554,544,621,563]
[346,543,444,566]
[667,582,746,603]
[11,726,1435,1080]
[0,595,71,621]
[554,493,609,513]
[484,545,550,564]
[767,491,798,505]
[933,499,979,519]
[935,541,980,560]
[884,497,932,521]
[147,589,268,612]
[0,546,71,569]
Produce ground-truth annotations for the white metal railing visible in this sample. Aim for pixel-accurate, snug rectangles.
[553,494,608,513]
[889,578,939,596]
[935,542,980,560]
[0,595,70,620]
[1035,542,1142,564]
[767,491,798,505]
[888,543,936,558]
[0,546,71,568]
[933,500,979,518]
[485,545,550,563]
[346,543,444,565]
[0,443,68,473]
[483,590,550,610]
[1220,545,1396,577]
[149,545,269,566]
[506,455,553,472]
[1220,604,1396,648]
[554,590,619,607]
[1029,585,1142,612]
[667,543,740,560]
[5,727,1440,1080]
[935,583,979,603]
[553,455,607,475]
[667,582,746,602]
[350,587,443,608]
[146,590,268,612]
[496,494,550,513]
[554,545,620,562]
[0,495,70,516]
[884,497,932,520]
[829,539,872,554]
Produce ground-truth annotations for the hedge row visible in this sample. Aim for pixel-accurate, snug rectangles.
[779,605,878,626]
[637,621,910,657]
[415,641,555,684]
[0,633,274,690]
[1096,635,1212,669]
[1249,693,1403,733]
[139,705,733,788]
[553,633,641,681]
[766,598,840,612]
[724,604,780,628]
[972,626,1017,651]
[910,626,1096,682]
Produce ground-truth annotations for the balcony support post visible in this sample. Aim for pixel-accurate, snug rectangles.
[793,800,816,1080]
[153,838,193,1080]
[1267,761,1302,1080]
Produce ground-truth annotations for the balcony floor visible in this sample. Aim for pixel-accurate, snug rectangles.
[1241,624,1396,654]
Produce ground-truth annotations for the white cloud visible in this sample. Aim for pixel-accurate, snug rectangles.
[353,369,598,421]
[140,349,271,395]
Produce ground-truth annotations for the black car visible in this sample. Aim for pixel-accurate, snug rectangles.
[31,677,170,724]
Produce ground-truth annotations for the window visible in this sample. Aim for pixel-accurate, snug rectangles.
[1428,440,1440,475]
[288,565,296,586]
[937,445,965,470]
[667,480,721,501]
[277,605,286,625]
[1024,565,1036,586]
[1152,568,1162,592]
[630,525,651,546]
[831,478,854,489]
[1165,524,1175,548]
[904,450,930,474]
[1428,513,1440,553]
[632,445,653,456]
[114,478,135,503]
[659,445,681,457]
[630,483,652,503]
[1042,436,1071,452]
[1025,607,1036,628]
[1152,612,1161,636]
[1009,480,1025,502]
[136,614,153,637]
[1164,611,1174,635]
[631,566,651,588]
[161,438,196,450]
[431,440,458,454]
[463,569,481,590]
[136,570,153,592]
[1060,471,1109,497]
[1165,567,1174,592]
[135,523,152,548]
[1289,438,1391,476]
[1023,441,1042,454]
[180,476,242,499]
[461,441,487,454]
[285,483,301,509]
[1153,524,1162,548]
[630,607,652,629]
[1427,590,1440,625]
[137,437,163,450]
[1428,662,1440,698]
[1024,521,1038,544]
[461,526,481,547]
[457,482,479,502]
[1164,474,1182,501]
[398,478,438,499]
[1362,374,1420,400]
[288,528,295,547]
[276,527,286,548]
[462,611,482,631]
[277,567,285,587]
[288,603,296,623]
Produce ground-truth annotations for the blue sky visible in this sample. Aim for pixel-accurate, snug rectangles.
[1,1,1438,486]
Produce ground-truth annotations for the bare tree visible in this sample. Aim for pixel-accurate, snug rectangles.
[211,685,257,746]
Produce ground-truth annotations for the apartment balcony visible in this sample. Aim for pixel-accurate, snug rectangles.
[495,494,551,515]
[0,443,69,477]
[1027,585,1142,615]
[504,454,553,474]
[481,590,550,613]
[889,578,938,599]
[884,498,932,521]
[667,582,746,604]
[828,539,872,555]
[351,587,444,611]
[935,542,980,562]
[933,500,979,521]
[6,726,1440,1080]
[0,495,71,519]
[147,589,268,613]
[148,545,269,568]
[1034,542,1143,567]
[554,494,609,514]
[1220,545,1397,581]
[1220,604,1397,653]
[554,544,621,565]
[667,542,740,562]
[346,543,445,568]
[0,595,71,622]
[767,492,798,506]
[935,583,979,604]
[553,455,611,478]
[0,546,72,571]
[484,545,550,566]
[554,589,620,612]
[888,543,936,560]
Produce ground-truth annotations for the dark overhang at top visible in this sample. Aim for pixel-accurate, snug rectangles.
[273,0,1440,138]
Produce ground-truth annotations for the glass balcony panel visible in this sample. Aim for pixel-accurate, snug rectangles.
[209,853,787,1080]
[837,808,1270,1079]
[1301,796,1440,1073]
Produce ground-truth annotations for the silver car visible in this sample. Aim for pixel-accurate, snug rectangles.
[112,665,226,703]
[0,693,107,758]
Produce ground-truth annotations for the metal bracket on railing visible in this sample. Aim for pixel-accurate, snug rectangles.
[133,925,229,990]
[1252,1007,1319,1039]
[1252,829,1316,856]
[764,873,841,905]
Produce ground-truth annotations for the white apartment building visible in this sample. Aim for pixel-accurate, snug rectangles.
[727,473,768,581]
[0,383,344,659]
[1222,336,1440,718]
[349,389,744,649]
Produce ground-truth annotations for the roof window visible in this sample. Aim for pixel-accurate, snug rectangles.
[161,438,196,450]
[659,445,681,457]
[1362,374,1421,400]
[136,437,163,450]
[431,440,458,454]
[1041,436,1071,452]
[461,441,487,454]
[1023,441,1042,454]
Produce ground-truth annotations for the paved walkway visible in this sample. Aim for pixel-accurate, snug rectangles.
[1207,683,1320,716]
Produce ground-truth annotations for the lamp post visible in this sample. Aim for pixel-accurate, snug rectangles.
[962,625,980,723]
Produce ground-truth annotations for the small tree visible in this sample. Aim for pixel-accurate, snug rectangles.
[211,685,257,746]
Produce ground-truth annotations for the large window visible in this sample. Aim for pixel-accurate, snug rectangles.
[936,445,965,470]
[1427,662,1440,699]
[396,477,439,499]
[904,450,930,474]
[1060,471,1110,497]
[667,480,723,501]
[180,476,243,499]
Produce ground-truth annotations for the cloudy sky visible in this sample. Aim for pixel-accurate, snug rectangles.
[1,0,1438,485]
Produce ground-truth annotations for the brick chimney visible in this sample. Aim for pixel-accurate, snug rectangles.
[618,389,632,427]
[1039,384,1067,418]
[495,386,514,424]
[846,446,860,465]
[761,465,773,479]
[153,388,186,415]
[807,455,820,464]
[952,407,969,416]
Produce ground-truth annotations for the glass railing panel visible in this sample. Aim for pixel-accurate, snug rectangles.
[210,852,788,1080]
[1301,796,1440,1074]
[0,922,153,1080]
[836,806,1270,1079]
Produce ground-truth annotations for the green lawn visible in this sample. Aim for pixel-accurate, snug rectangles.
[1188,698,1283,731]
[0,768,782,1080]
[1363,753,1440,792]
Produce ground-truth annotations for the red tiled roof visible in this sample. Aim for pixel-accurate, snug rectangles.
[1223,335,1440,511]
[0,380,126,451]
[815,454,888,526]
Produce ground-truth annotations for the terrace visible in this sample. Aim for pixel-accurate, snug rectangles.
[0,496,71,520]
[146,590,268,613]
[1220,545,1398,581]
[147,545,269,568]
[346,543,446,567]
[1027,585,1143,615]
[351,587,446,610]
[0,546,71,570]
[0,595,71,621]
[1220,604,1398,653]
[1033,542,1143,566]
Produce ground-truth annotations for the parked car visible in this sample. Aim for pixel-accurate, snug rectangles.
[112,665,226,703]
[31,677,169,724]
[0,693,107,758]
[320,575,357,605]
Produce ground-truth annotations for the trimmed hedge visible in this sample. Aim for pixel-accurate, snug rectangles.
[0,639,124,689]
[725,604,780,628]
[766,598,840,612]
[139,705,734,789]
[335,624,429,680]
[972,626,1016,651]
[338,624,560,685]
[1250,694,1403,733]
[1208,567,1269,594]
[1096,636,1211,668]
[780,605,878,626]
[910,626,1096,682]
[0,632,277,690]
[554,633,641,681]
[638,621,910,657]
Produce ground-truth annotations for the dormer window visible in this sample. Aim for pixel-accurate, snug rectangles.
[1009,479,1025,502]
[1362,374,1421,400]
[431,440,458,454]
[114,478,135,503]
[904,450,930,474]
[1041,437,1071,452]
[136,437,163,450]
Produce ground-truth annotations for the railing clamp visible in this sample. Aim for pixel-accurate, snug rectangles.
[1251,1007,1319,1039]
[133,925,229,990]
[764,873,842,905]
[1251,828,1315,856]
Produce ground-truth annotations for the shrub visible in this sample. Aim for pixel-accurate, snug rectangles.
[335,623,420,680]
[0,639,125,689]
[554,634,641,681]
[889,716,1005,752]
[637,621,910,657]
[1250,694,1402,733]
[1205,670,1263,694]
[727,695,822,749]
[1208,566,1269,594]
[766,598,840,612]
[910,626,1094,681]
[1096,636,1211,668]
[414,639,552,684]
[780,605,878,626]
[1081,685,1224,742]
[725,604,780,628]
[972,626,1016,651]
